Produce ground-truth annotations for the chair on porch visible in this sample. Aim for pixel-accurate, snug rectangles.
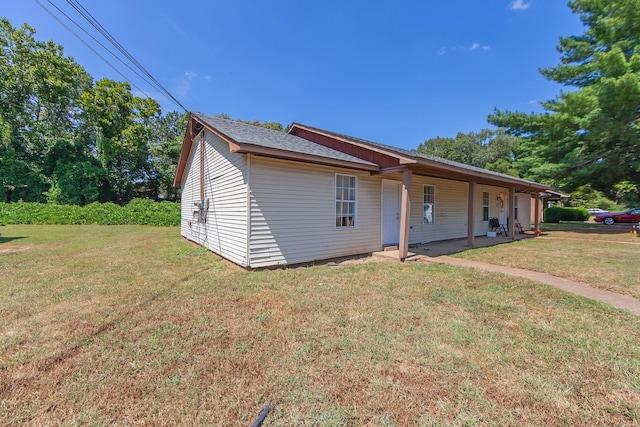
[514,219,525,234]
[489,217,507,237]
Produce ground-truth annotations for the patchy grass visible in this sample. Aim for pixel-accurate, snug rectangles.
[1,225,639,426]
[457,222,640,300]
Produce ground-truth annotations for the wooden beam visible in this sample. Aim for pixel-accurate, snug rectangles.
[374,166,409,175]
[508,187,516,240]
[399,170,412,260]
[199,132,204,200]
[467,180,476,247]
[534,192,541,234]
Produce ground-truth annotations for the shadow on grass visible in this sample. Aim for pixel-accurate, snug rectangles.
[0,236,26,244]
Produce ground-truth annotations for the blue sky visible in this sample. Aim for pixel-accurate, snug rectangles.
[4,1,584,149]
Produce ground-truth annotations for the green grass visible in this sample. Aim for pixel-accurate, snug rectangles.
[1,224,639,426]
[456,222,640,299]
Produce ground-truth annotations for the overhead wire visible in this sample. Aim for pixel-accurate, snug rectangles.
[65,0,188,113]
[43,0,162,99]
[32,0,188,113]
[33,0,157,104]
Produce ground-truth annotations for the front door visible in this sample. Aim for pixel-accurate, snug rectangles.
[382,181,401,245]
[499,193,508,226]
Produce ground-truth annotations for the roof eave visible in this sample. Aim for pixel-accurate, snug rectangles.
[172,114,195,187]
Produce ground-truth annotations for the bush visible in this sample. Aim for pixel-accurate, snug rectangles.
[544,206,590,223]
[0,200,180,226]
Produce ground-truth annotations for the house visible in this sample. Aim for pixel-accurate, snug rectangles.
[173,113,550,268]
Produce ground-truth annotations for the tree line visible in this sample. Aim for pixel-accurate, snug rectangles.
[0,18,184,205]
[3,0,639,209]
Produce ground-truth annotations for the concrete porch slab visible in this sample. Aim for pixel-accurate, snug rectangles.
[373,233,536,260]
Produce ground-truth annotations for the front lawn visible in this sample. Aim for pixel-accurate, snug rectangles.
[456,222,640,300]
[1,225,639,425]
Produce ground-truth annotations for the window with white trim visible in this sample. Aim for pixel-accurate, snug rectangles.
[335,174,356,227]
[423,185,435,223]
[515,195,519,220]
[482,191,490,221]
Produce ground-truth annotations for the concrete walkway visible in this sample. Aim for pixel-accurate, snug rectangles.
[419,255,640,316]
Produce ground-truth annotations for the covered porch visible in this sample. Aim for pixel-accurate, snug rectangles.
[379,166,548,261]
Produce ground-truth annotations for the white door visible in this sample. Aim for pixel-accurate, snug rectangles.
[382,181,401,245]
[499,193,508,226]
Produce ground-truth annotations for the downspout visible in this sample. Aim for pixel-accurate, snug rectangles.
[246,153,252,268]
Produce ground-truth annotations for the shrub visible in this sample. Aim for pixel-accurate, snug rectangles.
[0,200,180,226]
[544,206,590,223]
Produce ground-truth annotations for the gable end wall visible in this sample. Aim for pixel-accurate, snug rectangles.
[180,130,248,266]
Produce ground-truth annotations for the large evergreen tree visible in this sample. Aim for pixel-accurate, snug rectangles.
[489,0,640,203]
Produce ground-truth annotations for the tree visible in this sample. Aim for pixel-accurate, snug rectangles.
[0,18,92,202]
[78,78,161,204]
[489,0,640,203]
[148,111,187,201]
[416,128,519,176]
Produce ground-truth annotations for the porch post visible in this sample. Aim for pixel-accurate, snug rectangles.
[508,187,516,240]
[534,191,541,234]
[399,170,412,260]
[467,180,476,247]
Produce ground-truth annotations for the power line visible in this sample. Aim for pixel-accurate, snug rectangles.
[65,0,188,113]
[32,0,189,113]
[33,0,157,104]
[43,0,162,98]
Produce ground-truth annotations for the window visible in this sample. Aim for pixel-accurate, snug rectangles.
[423,185,435,223]
[515,195,519,220]
[482,191,490,221]
[336,174,356,227]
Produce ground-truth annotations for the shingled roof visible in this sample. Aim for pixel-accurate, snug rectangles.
[288,123,550,192]
[194,114,377,167]
[173,114,379,186]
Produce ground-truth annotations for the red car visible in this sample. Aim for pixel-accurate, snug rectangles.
[594,207,640,225]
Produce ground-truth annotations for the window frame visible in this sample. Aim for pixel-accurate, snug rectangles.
[482,191,490,221]
[423,184,435,224]
[335,173,357,228]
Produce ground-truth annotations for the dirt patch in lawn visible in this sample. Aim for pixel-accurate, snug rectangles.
[0,246,30,254]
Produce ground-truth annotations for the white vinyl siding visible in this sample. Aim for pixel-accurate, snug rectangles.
[408,176,468,244]
[179,130,248,267]
[518,194,532,230]
[474,186,509,236]
[248,157,381,268]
